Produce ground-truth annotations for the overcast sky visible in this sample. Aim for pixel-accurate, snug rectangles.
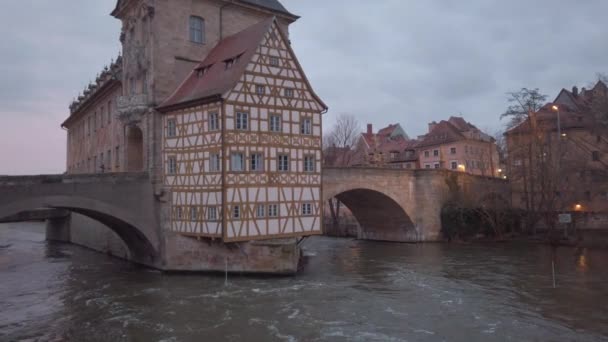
[1,0,606,174]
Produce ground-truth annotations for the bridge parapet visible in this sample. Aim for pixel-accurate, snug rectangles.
[0,172,149,186]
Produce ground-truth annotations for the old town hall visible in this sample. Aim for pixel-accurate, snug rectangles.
[61,0,327,243]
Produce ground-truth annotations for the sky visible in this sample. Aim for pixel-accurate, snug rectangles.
[0,0,607,174]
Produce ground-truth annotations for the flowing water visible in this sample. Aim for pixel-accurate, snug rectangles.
[1,222,607,342]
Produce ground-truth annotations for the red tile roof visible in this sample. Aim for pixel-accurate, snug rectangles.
[415,120,466,148]
[159,18,274,111]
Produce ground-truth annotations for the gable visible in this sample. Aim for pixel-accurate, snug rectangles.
[224,20,327,112]
[554,89,579,110]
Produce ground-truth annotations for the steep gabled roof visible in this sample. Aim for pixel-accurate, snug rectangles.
[159,16,327,112]
[415,121,466,148]
[159,18,273,111]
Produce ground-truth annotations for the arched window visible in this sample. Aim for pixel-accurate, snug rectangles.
[189,16,205,44]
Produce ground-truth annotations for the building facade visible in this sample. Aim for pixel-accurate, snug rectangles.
[505,81,608,214]
[61,0,327,243]
[416,117,500,177]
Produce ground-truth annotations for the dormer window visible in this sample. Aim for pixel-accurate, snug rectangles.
[196,65,212,78]
[189,16,205,44]
[223,54,242,70]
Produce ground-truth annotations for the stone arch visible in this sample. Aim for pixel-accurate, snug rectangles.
[126,125,144,172]
[328,188,419,242]
[0,195,159,265]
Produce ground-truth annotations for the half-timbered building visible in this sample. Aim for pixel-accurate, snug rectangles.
[159,17,327,242]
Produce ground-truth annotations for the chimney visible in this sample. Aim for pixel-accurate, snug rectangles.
[572,86,579,97]
[367,124,373,135]
[428,121,437,133]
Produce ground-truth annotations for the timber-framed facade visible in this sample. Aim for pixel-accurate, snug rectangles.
[159,18,327,242]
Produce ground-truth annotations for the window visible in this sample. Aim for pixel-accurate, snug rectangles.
[592,151,600,161]
[585,191,591,200]
[451,161,458,170]
[100,107,104,128]
[176,207,183,220]
[424,151,429,158]
[425,164,431,169]
[107,149,112,171]
[256,205,265,218]
[168,156,177,174]
[231,153,245,171]
[207,207,218,221]
[278,154,289,172]
[268,204,279,217]
[236,112,248,130]
[93,112,97,132]
[210,153,221,172]
[233,205,241,219]
[304,156,315,172]
[256,85,265,95]
[130,77,136,95]
[167,119,177,137]
[450,147,456,154]
[433,150,439,157]
[190,207,198,221]
[270,115,282,132]
[209,112,219,131]
[434,163,440,169]
[189,16,205,44]
[302,203,313,216]
[107,100,112,123]
[513,159,522,166]
[100,152,104,172]
[284,88,294,98]
[269,56,279,66]
[251,153,263,172]
[300,118,312,135]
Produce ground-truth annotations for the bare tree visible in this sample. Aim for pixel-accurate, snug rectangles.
[324,114,361,230]
[329,114,361,149]
[502,88,554,233]
[501,88,548,129]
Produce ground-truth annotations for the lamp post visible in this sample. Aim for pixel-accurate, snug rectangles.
[552,105,565,238]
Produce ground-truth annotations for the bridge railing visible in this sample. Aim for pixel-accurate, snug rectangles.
[0,172,149,186]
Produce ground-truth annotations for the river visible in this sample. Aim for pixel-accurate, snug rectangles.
[1,222,607,341]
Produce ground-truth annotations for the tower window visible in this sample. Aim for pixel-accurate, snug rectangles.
[189,16,205,44]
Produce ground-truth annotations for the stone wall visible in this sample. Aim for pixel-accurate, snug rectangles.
[69,213,130,260]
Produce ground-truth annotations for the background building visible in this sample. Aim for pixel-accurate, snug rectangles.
[416,117,499,176]
[505,81,608,217]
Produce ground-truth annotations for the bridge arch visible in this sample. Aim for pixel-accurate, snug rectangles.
[326,187,419,242]
[0,195,159,265]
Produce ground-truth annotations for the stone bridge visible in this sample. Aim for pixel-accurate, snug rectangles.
[323,168,510,242]
[0,173,162,266]
[0,168,509,272]
[0,173,302,273]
